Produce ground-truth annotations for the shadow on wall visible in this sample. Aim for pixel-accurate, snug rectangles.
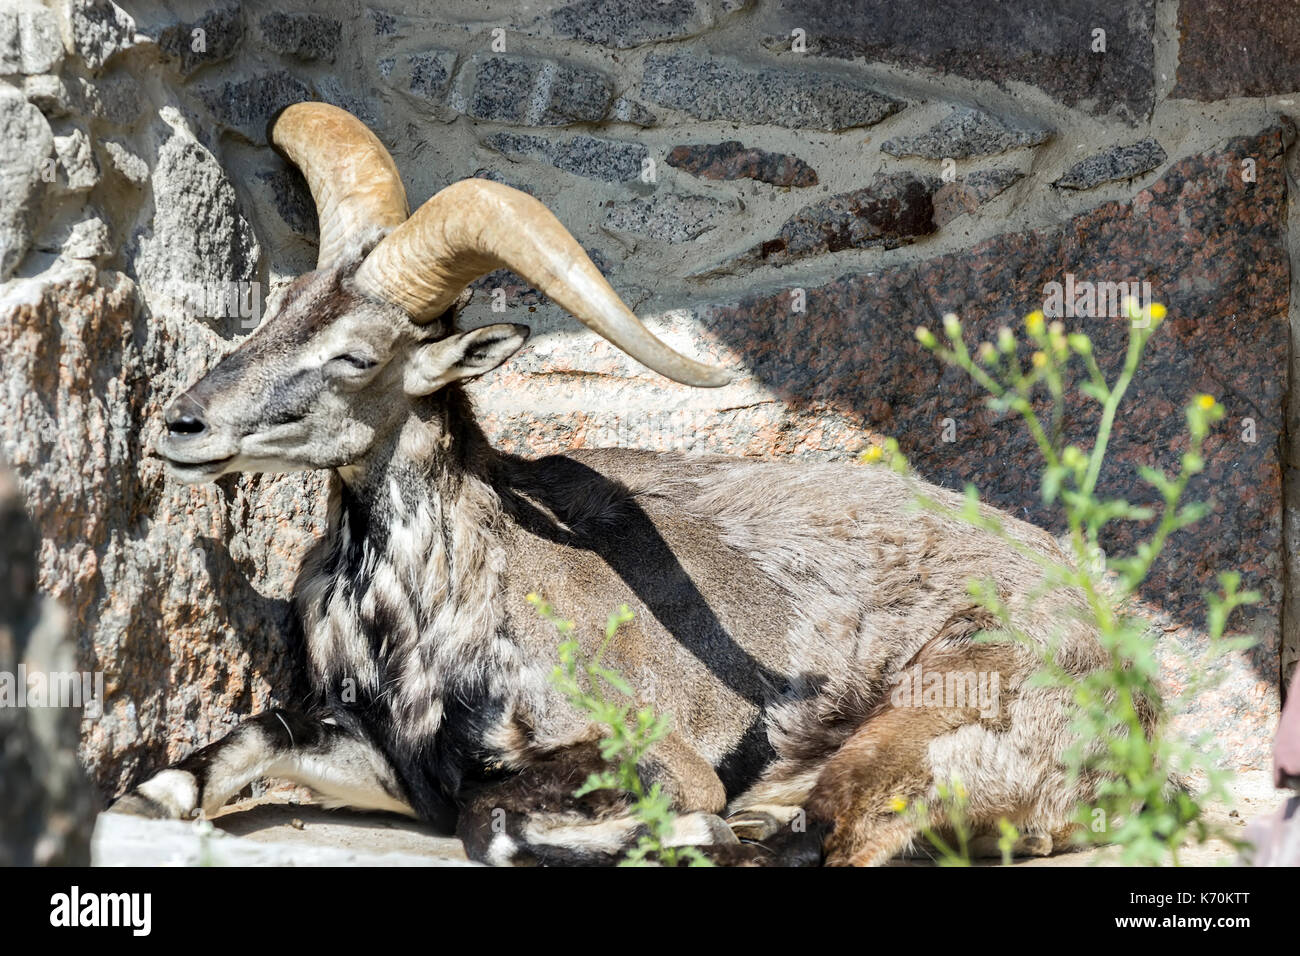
[0,464,96,865]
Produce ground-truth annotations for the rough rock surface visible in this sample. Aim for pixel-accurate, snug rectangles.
[199,71,315,144]
[1174,0,1300,100]
[1053,138,1168,190]
[882,107,1051,159]
[258,13,341,63]
[69,0,138,73]
[0,1,63,76]
[484,131,647,183]
[0,85,53,279]
[642,52,904,130]
[451,53,612,125]
[151,4,242,77]
[603,193,732,242]
[0,262,321,794]
[667,141,818,187]
[546,0,747,48]
[742,173,938,267]
[129,112,261,332]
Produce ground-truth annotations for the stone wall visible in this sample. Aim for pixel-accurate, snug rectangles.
[0,0,1295,794]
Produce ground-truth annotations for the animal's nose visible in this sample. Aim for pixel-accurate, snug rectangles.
[165,394,207,437]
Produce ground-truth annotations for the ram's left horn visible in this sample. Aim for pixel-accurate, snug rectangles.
[269,102,410,270]
[354,178,730,388]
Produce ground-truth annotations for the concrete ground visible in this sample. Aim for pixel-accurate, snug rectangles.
[91,770,1284,867]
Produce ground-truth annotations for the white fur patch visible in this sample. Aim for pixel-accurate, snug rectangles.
[137,770,199,819]
[522,815,638,853]
[485,833,519,867]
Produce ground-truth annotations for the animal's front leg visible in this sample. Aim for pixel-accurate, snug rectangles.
[109,710,413,820]
[456,741,743,866]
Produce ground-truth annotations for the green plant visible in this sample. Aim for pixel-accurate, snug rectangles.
[883,300,1257,866]
[891,779,974,866]
[529,593,712,867]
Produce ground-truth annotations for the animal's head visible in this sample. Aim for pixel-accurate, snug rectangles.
[158,103,728,483]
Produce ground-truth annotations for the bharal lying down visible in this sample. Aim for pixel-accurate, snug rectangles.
[113,103,1140,866]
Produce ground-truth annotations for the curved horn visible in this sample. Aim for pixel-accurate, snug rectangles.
[269,103,410,270]
[354,179,730,388]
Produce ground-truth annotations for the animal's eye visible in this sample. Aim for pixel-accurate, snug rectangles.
[330,353,376,371]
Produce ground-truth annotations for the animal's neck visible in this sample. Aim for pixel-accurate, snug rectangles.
[302,386,519,741]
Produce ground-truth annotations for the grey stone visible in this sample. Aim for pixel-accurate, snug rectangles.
[101,138,148,185]
[255,167,318,239]
[69,0,139,72]
[642,52,904,131]
[200,71,314,144]
[612,96,656,127]
[53,126,99,193]
[35,210,112,261]
[603,193,731,243]
[882,107,1052,159]
[370,9,398,36]
[484,131,648,183]
[407,50,456,100]
[130,117,261,333]
[55,215,113,261]
[40,74,143,126]
[0,1,64,76]
[152,4,242,77]
[77,74,143,125]
[548,0,749,48]
[259,13,342,63]
[0,85,53,280]
[1053,138,1167,190]
[315,79,379,129]
[23,75,70,117]
[0,465,95,866]
[452,54,613,125]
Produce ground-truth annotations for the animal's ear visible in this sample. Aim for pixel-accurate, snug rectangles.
[404,323,530,396]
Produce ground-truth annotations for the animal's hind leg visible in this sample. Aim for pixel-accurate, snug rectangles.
[806,642,1027,867]
[109,710,413,820]
[806,704,960,866]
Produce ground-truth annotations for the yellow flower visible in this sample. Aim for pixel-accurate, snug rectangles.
[1031,350,1047,368]
[1150,302,1168,321]
[889,796,908,813]
[861,446,883,463]
[1195,394,1216,410]
[1026,310,1045,333]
